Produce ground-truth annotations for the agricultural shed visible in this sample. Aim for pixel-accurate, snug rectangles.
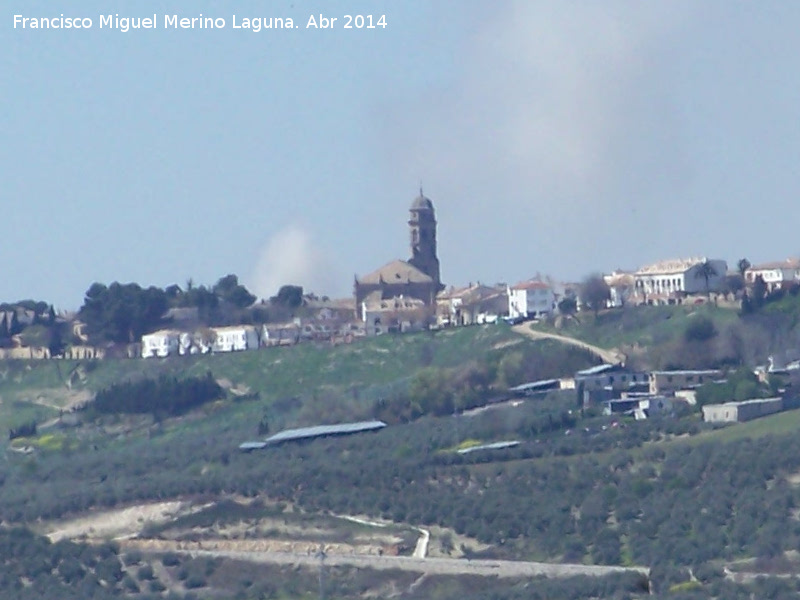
[263,420,387,445]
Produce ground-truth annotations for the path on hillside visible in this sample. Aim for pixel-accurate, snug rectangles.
[337,514,429,558]
[511,324,626,365]
[120,539,648,580]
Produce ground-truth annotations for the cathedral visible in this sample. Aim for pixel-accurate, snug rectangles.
[354,189,445,317]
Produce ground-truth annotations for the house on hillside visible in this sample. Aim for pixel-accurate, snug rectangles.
[141,329,182,358]
[437,283,507,326]
[562,364,648,406]
[649,369,723,395]
[210,325,260,352]
[507,280,555,320]
[745,258,800,292]
[362,294,432,336]
[0,346,51,360]
[263,324,301,346]
[62,345,106,360]
[560,364,646,391]
[702,397,783,423]
[604,271,635,308]
[633,257,727,305]
[306,297,357,321]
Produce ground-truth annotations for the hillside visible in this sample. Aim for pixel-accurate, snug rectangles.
[0,324,596,435]
[3,321,800,598]
[530,302,800,370]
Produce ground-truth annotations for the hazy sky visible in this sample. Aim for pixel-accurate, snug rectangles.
[4,1,800,310]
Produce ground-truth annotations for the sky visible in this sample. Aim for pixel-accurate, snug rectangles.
[3,1,800,310]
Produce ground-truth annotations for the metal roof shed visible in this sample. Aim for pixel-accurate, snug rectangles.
[263,420,388,445]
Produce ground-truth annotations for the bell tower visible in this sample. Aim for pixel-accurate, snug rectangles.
[408,188,441,285]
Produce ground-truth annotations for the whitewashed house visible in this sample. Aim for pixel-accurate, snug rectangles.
[604,271,635,308]
[507,280,555,320]
[141,329,182,358]
[702,397,784,423]
[633,257,728,304]
[745,258,800,292]
[361,295,432,336]
[263,324,301,346]
[436,283,507,326]
[210,325,260,352]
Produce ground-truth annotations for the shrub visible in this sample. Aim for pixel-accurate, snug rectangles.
[684,316,717,343]
[161,552,180,567]
[184,574,207,589]
[137,564,154,580]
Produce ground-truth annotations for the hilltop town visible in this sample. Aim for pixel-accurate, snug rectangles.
[3,190,800,428]
[3,192,800,599]
[0,189,795,364]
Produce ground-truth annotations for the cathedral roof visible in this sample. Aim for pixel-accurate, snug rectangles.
[411,188,434,211]
[357,259,434,285]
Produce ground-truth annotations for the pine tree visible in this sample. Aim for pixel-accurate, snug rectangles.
[9,311,21,336]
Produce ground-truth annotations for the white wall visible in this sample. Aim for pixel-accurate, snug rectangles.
[141,331,180,358]
[211,327,259,352]
[509,286,554,319]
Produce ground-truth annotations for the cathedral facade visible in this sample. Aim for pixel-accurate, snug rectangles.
[354,190,444,317]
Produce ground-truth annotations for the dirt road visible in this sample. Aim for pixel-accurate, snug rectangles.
[122,539,648,580]
[512,324,625,365]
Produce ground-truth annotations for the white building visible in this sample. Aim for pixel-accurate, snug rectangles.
[649,369,723,395]
[702,397,783,423]
[604,271,635,308]
[210,325,260,353]
[633,257,728,304]
[561,364,647,391]
[436,283,507,326]
[507,280,555,320]
[141,329,182,358]
[361,295,431,336]
[745,258,800,292]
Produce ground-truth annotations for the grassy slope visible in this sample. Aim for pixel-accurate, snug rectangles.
[531,304,740,350]
[0,324,539,438]
[6,316,800,580]
[684,407,800,444]
[1,325,511,390]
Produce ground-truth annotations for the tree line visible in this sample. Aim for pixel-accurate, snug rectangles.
[76,277,313,345]
[81,372,223,418]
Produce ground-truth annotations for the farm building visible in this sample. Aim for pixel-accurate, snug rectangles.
[649,369,723,395]
[702,397,783,424]
[239,420,387,451]
[267,420,387,445]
